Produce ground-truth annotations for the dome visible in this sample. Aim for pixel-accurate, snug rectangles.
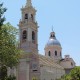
[46,31,61,47]
[46,38,61,46]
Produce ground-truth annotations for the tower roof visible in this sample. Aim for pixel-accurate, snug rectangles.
[26,0,32,7]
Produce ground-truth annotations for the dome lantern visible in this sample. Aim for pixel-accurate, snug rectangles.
[46,31,61,47]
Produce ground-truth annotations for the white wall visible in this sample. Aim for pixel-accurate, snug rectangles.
[40,65,65,80]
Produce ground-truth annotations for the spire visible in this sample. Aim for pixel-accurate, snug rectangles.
[50,26,56,39]
[26,0,32,7]
[52,25,55,32]
[52,25,53,32]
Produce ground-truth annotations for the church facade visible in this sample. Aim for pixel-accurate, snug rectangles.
[7,0,76,80]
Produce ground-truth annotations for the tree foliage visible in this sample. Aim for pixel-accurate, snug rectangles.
[70,66,80,80]
[0,23,20,67]
[0,23,20,80]
[59,66,80,80]
[0,3,7,29]
[0,2,20,80]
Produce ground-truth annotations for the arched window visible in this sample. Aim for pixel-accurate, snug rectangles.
[50,34,55,38]
[32,31,35,40]
[51,34,53,37]
[25,14,28,19]
[53,34,55,37]
[22,30,27,39]
[31,14,33,20]
[55,51,57,56]
[48,51,51,56]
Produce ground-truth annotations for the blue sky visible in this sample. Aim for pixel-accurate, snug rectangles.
[1,0,80,66]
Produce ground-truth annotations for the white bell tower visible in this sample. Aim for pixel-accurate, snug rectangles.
[18,1,40,80]
[19,0,38,53]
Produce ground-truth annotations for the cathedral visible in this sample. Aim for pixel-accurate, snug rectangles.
[7,0,76,80]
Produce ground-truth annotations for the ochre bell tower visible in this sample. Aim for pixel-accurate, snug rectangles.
[19,0,38,53]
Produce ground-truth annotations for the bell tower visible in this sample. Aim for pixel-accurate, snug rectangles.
[19,0,38,53]
[18,1,40,80]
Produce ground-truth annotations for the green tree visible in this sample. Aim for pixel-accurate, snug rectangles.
[59,66,80,80]
[70,66,80,80]
[0,23,20,67]
[58,75,71,80]
[0,2,20,80]
[0,23,20,80]
[0,3,7,29]
[0,2,7,80]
